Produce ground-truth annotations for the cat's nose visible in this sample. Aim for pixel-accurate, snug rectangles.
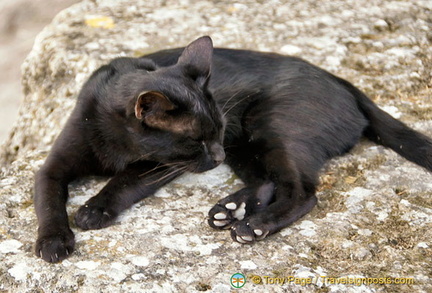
[212,152,225,165]
[210,142,225,166]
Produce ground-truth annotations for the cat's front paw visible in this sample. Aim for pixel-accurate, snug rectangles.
[35,229,75,263]
[74,204,116,230]
[230,217,270,244]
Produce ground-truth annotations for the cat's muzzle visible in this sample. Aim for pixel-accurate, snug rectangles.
[193,142,225,173]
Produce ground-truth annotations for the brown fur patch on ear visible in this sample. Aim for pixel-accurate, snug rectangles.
[135,91,175,119]
[135,91,199,136]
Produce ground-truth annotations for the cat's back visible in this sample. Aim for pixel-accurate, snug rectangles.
[142,46,350,110]
[143,46,302,75]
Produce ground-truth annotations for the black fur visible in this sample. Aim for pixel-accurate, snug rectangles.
[34,36,432,262]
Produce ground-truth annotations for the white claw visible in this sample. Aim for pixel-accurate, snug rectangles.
[225,202,237,210]
[213,220,229,227]
[236,235,248,244]
[254,229,263,236]
[240,235,253,242]
[214,213,227,220]
[233,202,246,220]
[255,230,269,240]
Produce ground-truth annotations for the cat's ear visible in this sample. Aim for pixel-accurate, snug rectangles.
[134,91,175,120]
[177,36,213,87]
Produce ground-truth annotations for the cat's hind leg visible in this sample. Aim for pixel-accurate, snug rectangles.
[208,136,277,230]
[230,190,317,243]
[209,132,320,243]
[227,149,319,243]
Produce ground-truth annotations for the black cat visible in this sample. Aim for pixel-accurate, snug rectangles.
[34,36,432,263]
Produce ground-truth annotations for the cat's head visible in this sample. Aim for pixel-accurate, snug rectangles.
[118,36,226,173]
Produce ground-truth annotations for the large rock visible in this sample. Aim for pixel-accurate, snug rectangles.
[1,0,431,292]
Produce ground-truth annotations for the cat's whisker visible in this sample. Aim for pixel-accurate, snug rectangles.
[222,89,261,117]
[162,161,194,167]
[138,162,166,177]
[144,164,189,186]
[137,155,194,178]
[222,144,240,150]
[140,160,193,180]
[222,94,252,117]
[221,89,244,112]
[131,149,159,163]
[223,122,242,131]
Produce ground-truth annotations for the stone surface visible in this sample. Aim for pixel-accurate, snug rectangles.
[0,0,431,292]
[0,0,80,143]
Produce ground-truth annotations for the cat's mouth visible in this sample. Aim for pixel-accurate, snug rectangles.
[187,145,226,174]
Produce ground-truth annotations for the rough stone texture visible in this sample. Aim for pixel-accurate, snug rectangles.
[0,0,431,292]
[0,0,80,142]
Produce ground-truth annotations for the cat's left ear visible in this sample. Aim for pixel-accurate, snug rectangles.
[177,36,213,87]
[134,91,175,120]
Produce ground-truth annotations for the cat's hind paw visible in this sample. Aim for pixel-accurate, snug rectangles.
[230,218,270,244]
[74,204,116,230]
[208,183,274,230]
[208,201,247,229]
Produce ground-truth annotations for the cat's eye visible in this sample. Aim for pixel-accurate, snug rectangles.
[186,136,204,144]
[192,139,205,148]
[194,139,207,150]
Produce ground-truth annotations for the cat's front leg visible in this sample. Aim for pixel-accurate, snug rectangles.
[75,163,182,230]
[34,164,77,263]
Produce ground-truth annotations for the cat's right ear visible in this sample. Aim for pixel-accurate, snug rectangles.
[134,91,175,120]
[177,36,213,87]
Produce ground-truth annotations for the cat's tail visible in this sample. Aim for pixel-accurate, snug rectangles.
[340,78,432,171]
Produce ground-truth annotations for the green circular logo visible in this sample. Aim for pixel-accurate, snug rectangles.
[230,273,246,288]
